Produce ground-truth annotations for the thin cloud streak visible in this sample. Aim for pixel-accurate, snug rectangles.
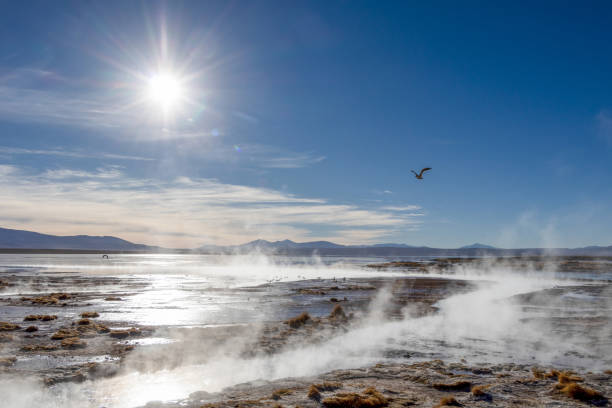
[0,146,154,161]
[259,154,326,169]
[381,205,422,211]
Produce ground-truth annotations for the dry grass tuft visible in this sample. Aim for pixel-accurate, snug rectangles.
[77,318,91,325]
[0,322,20,331]
[531,367,546,379]
[285,312,311,329]
[271,389,293,400]
[557,372,583,384]
[0,356,17,367]
[604,370,612,375]
[432,381,472,392]
[21,293,70,305]
[21,344,58,352]
[109,330,131,339]
[51,328,79,340]
[557,382,606,404]
[314,382,342,391]
[536,368,583,383]
[80,311,99,318]
[105,297,122,301]
[329,304,347,320]
[24,314,57,321]
[0,333,13,342]
[61,337,86,349]
[94,323,110,333]
[471,385,490,397]
[321,387,388,408]
[308,385,321,401]
[24,325,38,332]
[434,396,462,407]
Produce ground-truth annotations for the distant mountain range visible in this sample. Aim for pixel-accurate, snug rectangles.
[460,243,497,249]
[0,227,154,251]
[1,227,611,256]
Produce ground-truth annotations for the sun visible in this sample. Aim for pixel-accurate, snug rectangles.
[147,72,184,111]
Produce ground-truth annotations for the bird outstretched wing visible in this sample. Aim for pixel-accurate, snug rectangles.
[419,167,432,177]
[411,170,418,177]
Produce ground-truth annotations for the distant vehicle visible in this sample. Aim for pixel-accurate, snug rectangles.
[411,167,432,179]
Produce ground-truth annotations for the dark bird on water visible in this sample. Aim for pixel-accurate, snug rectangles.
[411,167,432,179]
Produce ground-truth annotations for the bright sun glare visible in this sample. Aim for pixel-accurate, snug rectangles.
[147,73,184,110]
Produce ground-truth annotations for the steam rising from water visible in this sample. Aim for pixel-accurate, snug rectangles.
[1,255,610,408]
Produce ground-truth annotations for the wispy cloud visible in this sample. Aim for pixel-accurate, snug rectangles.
[257,153,326,169]
[42,166,123,180]
[0,146,153,161]
[0,166,423,247]
[381,205,422,212]
[0,81,127,129]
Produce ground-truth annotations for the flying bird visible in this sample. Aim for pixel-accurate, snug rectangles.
[411,167,432,179]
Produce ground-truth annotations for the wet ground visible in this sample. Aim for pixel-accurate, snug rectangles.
[0,254,611,407]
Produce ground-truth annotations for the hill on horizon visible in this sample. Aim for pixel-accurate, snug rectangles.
[0,227,153,251]
[460,243,497,249]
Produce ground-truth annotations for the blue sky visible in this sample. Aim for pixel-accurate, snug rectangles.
[1,1,611,248]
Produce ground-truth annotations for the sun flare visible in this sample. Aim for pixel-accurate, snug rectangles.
[147,72,184,110]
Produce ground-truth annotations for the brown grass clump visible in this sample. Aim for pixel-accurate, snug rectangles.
[471,385,490,397]
[557,372,583,384]
[329,304,346,320]
[25,325,38,332]
[51,328,79,340]
[109,330,130,339]
[80,311,99,318]
[105,297,122,301]
[271,389,293,400]
[314,382,342,391]
[604,370,612,375]
[0,333,13,342]
[434,396,462,407]
[77,318,91,325]
[61,337,86,349]
[95,323,110,333]
[0,357,17,367]
[531,367,546,379]
[321,387,388,408]
[0,322,20,331]
[21,344,58,352]
[557,382,606,404]
[308,385,321,401]
[538,368,583,383]
[21,293,70,305]
[432,381,472,392]
[24,314,57,321]
[285,312,311,329]
[107,327,140,338]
